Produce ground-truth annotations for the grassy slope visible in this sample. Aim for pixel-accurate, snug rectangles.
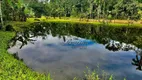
[0,31,51,80]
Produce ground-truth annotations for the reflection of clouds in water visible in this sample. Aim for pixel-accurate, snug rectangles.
[104,64,142,80]
[15,36,110,80]
[8,35,142,80]
[43,35,96,50]
[101,51,142,80]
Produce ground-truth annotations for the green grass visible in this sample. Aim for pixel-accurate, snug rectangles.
[107,23,142,28]
[5,18,142,31]
[26,17,142,28]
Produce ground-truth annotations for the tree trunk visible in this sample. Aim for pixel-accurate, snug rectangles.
[97,5,101,22]
[103,1,105,22]
[90,3,92,19]
[0,1,3,29]
[12,11,16,21]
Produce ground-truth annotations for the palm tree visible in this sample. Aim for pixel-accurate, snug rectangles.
[0,0,3,29]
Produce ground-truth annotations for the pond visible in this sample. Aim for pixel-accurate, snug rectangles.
[8,22,142,80]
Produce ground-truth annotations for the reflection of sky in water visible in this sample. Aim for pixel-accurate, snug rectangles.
[8,35,142,80]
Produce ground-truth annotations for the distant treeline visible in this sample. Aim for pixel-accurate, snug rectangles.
[1,0,142,21]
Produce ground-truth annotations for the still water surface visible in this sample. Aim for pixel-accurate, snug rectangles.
[8,22,142,80]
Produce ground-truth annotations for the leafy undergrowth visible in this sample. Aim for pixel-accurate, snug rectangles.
[0,31,52,80]
[74,67,126,80]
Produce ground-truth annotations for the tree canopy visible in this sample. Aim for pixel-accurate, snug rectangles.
[1,0,142,21]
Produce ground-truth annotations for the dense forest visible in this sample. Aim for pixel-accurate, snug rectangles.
[1,0,142,22]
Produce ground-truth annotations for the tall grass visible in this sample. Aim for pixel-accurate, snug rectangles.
[73,67,126,80]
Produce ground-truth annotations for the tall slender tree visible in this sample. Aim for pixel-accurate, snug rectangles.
[0,0,3,29]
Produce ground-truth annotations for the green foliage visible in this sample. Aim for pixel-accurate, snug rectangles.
[114,0,140,20]
[2,0,33,21]
[2,0,142,21]
[73,67,117,80]
[29,1,46,18]
[109,75,113,80]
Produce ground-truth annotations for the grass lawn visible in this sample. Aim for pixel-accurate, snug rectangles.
[5,17,142,30]
[26,17,142,28]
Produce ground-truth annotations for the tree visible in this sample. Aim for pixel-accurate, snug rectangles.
[29,0,47,18]
[0,0,3,29]
[114,0,140,21]
[1,0,142,22]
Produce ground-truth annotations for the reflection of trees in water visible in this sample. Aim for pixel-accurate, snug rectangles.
[132,55,142,71]
[9,31,36,49]
[9,22,142,71]
[9,22,71,49]
[105,40,136,52]
[102,38,142,71]
[132,49,142,71]
[105,40,121,51]
[10,22,142,49]
[100,38,142,71]
[9,23,49,49]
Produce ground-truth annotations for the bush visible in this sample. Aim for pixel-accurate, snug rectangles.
[5,25,15,31]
